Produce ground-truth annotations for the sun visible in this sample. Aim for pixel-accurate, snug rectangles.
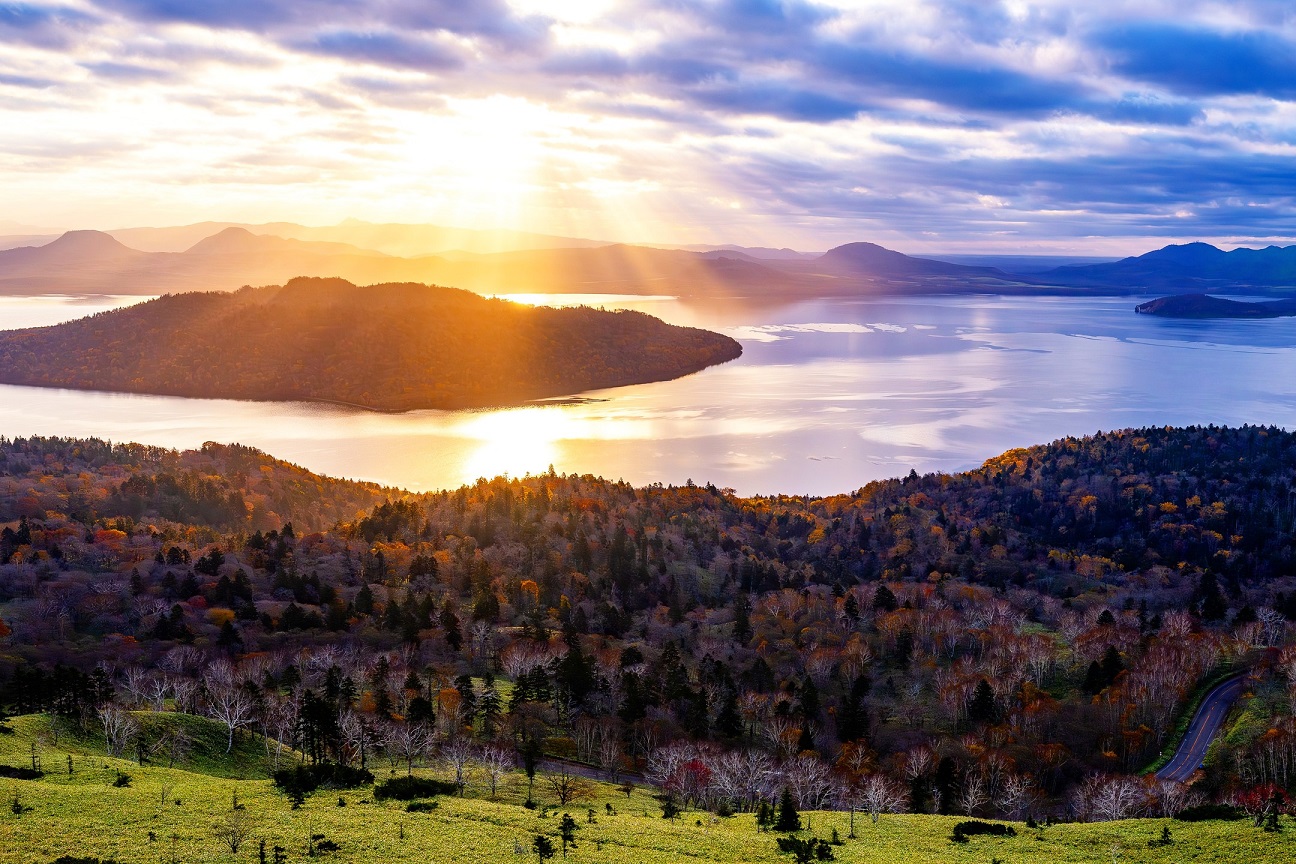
[458,407,574,482]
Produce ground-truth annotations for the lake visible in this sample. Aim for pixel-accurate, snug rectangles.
[1,292,1295,496]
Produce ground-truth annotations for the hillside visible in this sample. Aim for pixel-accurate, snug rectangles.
[0,709,1292,864]
[0,277,742,410]
[3,426,1296,834]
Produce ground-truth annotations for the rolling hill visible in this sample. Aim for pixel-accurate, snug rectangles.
[0,277,743,410]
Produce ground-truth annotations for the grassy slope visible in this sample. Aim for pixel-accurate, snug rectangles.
[1,714,1292,864]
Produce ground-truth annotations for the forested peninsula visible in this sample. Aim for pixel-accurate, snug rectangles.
[0,278,742,410]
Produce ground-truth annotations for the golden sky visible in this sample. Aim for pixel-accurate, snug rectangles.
[5,0,1296,254]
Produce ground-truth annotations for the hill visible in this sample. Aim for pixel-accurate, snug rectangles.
[0,277,742,410]
[3,425,1296,833]
[1135,293,1296,318]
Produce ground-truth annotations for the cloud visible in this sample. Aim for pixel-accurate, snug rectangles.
[0,72,58,88]
[6,1,1296,249]
[80,60,175,81]
[816,44,1084,115]
[1095,23,1296,98]
[298,30,465,72]
[0,2,98,49]
[95,0,549,46]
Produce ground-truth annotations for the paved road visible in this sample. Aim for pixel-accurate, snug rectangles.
[1155,676,1248,782]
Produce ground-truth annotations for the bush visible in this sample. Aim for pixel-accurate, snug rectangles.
[0,765,44,780]
[951,821,1017,843]
[51,858,122,864]
[373,776,458,801]
[112,771,131,788]
[406,801,439,813]
[1175,804,1245,822]
[775,836,835,863]
[272,763,373,796]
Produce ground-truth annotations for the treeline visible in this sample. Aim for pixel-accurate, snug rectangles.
[1,427,1295,822]
[0,278,742,410]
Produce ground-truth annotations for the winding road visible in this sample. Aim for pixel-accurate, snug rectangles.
[1155,676,1248,783]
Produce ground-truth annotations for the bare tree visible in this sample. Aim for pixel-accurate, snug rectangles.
[856,773,907,824]
[544,766,594,806]
[121,667,150,708]
[100,705,139,758]
[596,731,625,782]
[957,773,987,817]
[170,678,199,714]
[205,684,256,754]
[157,727,192,768]
[1072,774,1148,822]
[385,721,434,777]
[145,676,172,712]
[996,773,1037,821]
[1152,779,1201,818]
[783,754,835,810]
[478,743,514,799]
[263,695,298,770]
[339,710,376,769]
[442,738,476,795]
[212,808,256,854]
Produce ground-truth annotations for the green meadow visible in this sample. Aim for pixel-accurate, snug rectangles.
[0,713,1289,864]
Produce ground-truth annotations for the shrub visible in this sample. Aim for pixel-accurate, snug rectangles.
[51,858,122,864]
[373,776,458,801]
[0,765,44,780]
[405,801,439,813]
[951,821,1017,843]
[775,836,835,863]
[112,771,131,788]
[1175,804,1245,822]
[272,764,373,796]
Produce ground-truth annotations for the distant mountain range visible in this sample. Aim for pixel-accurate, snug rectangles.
[1039,242,1296,292]
[1,223,1295,299]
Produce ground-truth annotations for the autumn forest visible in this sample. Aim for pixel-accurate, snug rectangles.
[2,425,1295,827]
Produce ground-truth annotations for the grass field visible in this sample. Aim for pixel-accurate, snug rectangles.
[0,713,1291,864]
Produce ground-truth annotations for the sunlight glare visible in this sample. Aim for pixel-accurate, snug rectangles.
[458,408,570,482]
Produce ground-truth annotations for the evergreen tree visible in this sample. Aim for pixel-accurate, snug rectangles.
[1082,660,1106,694]
[354,584,374,616]
[966,679,997,725]
[558,812,579,857]
[733,593,752,643]
[775,787,801,832]
[1099,646,1124,687]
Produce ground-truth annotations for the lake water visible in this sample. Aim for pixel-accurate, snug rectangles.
[1,292,1295,496]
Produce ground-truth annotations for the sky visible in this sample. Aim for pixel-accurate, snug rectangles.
[4,0,1296,254]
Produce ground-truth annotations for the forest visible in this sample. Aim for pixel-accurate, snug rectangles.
[0,278,742,410]
[2,425,1296,826]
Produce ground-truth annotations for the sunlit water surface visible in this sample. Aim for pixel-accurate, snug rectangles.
[1,292,1294,496]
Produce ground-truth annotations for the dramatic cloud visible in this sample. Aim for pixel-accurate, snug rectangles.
[3,0,1296,252]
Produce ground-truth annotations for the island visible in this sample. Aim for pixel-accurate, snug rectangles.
[1135,292,1296,318]
[0,277,742,410]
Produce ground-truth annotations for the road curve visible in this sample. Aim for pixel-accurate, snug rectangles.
[1155,676,1248,783]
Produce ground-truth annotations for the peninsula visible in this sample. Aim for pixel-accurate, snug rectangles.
[0,277,742,410]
